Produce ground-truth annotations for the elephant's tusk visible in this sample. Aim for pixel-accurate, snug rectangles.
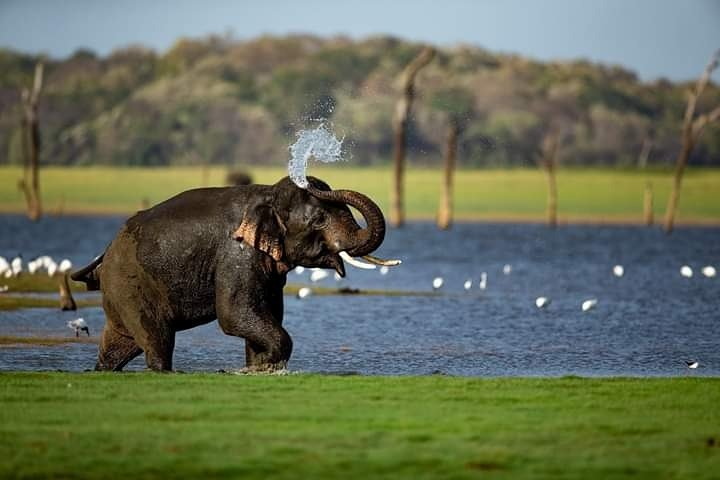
[339,251,376,270]
[361,254,402,267]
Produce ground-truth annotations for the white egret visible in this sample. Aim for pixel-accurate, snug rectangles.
[701,266,716,278]
[10,256,22,276]
[478,272,487,290]
[310,269,329,282]
[297,287,312,299]
[502,264,512,275]
[535,297,551,309]
[0,256,8,275]
[294,266,305,275]
[67,318,90,337]
[28,260,40,274]
[432,277,444,289]
[379,266,389,275]
[463,279,472,290]
[47,261,58,277]
[581,299,598,312]
[58,259,73,273]
[613,265,624,277]
[680,265,693,278]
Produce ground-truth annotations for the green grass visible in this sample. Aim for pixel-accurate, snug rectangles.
[2,166,719,223]
[0,374,718,479]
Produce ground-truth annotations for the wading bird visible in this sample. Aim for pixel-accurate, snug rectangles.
[297,287,312,299]
[535,297,551,309]
[613,265,624,277]
[702,266,716,278]
[67,318,90,337]
[10,255,22,277]
[58,259,73,273]
[581,299,598,312]
[310,269,329,282]
[463,279,472,290]
[680,265,693,278]
[432,277,444,289]
[479,272,487,290]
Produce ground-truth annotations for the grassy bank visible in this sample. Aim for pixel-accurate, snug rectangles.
[0,373,718,479]
[1,166,719,223]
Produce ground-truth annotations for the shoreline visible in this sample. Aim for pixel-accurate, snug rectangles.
[1,207,719,226]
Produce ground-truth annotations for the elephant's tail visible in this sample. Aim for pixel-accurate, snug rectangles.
[70,254,104,291]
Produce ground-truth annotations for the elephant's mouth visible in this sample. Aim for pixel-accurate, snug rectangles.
[327,251,402,278]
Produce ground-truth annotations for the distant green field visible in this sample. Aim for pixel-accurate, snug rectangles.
[0,373,718,479]
[1,166,719,223]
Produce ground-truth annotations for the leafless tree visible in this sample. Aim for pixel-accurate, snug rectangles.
[18,63,44,221]
[663,49,720,233]
[437,118,459,230]
[390,47,435,227]
[637,136,654,225]
[539,132,560,228]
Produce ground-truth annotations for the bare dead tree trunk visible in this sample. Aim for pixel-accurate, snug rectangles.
[390,47,435,227]
[18,63,44,222]
[637,137,652,169]
[59,273,77,311]
[643,181,654,226]
[437,119,459,230]
[663,49,720,233]
[540,132,559,228]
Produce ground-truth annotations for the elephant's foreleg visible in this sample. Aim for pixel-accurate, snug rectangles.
[96,326,142,371]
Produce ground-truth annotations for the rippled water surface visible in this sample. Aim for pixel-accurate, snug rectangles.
[1,214,718,376]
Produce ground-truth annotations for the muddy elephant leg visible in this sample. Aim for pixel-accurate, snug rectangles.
[245,340,263,368]
[96,326,142,371]
[220,315,292,371]
[141,327,176,372]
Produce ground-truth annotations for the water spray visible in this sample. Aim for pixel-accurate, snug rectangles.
[288,123,344,189]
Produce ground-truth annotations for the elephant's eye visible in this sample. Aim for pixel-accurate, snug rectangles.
[312,213,329,230]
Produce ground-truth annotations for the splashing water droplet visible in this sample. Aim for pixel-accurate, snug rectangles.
[288,123,344,189]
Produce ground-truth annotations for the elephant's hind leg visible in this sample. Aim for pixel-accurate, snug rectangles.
[96,326,142,371]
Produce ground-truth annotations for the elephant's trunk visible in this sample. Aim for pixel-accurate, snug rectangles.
[306,185,386,257]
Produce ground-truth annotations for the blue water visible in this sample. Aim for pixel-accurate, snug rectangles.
[1,214,719,376]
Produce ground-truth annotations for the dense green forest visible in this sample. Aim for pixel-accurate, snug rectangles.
[1,34,718,168]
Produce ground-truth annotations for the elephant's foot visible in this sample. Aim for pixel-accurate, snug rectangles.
[236,360,289,375]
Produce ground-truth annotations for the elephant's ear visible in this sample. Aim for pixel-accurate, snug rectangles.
[233,205,286,262]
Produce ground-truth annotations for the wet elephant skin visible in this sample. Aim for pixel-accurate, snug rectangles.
[71,176,386,372]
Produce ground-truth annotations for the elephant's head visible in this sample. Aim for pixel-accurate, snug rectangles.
[234,177,397,276]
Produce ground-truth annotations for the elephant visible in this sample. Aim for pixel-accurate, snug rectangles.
[71,176,395,372]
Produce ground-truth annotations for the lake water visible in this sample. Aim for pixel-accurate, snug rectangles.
[1,214,718,376]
